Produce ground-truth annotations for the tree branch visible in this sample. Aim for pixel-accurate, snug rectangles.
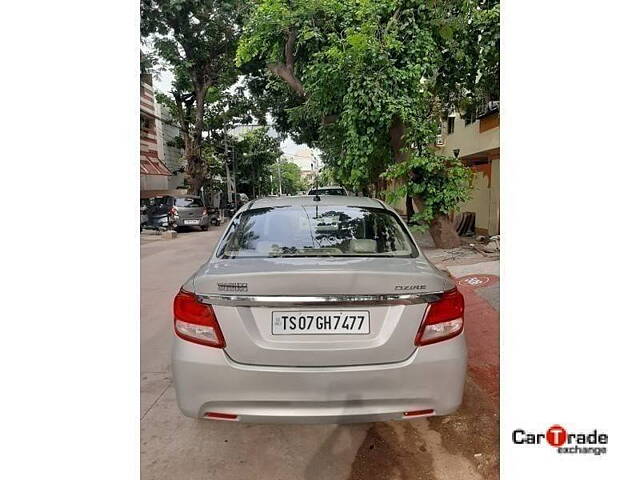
[267,29,306,97]
[322,114,338,125]
[284,27,296,69]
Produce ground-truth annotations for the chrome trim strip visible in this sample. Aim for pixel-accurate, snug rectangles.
[196,292,443,307]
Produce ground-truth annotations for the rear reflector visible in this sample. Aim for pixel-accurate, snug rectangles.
[404,409,434,417]
[203,412,238,421]
[415,287,464,346]
[174,289,225,348]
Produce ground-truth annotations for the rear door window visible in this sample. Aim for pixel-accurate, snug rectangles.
[175,197,203,208]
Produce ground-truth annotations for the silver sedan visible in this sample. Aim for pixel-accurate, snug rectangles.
[172,195,466,423]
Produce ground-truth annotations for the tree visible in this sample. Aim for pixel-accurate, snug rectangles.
[236,0,499,247]
[141,0,244,193]
[384,151,473,246]
[317,166,337,188]
[264,160,307,195]
[235,127,283,197]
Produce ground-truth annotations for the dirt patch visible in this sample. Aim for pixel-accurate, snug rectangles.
[348,422,435,480]
[347,377,498,480]
[429,378,499,480]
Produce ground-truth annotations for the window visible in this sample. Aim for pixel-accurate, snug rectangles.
[175,197,204,208]
[217,206,418,258]
[308,188,346,196]
[447,116,455,135]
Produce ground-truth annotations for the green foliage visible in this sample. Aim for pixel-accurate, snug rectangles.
[317,166,337,187]
[263,161,308,195]
[141,0,242,90]
[384,152,473,229]
[235,127,283,197]
[141,0,246,192]
[237,0,499,193]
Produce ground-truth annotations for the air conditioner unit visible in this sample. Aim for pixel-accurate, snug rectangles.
[435,134,445,146]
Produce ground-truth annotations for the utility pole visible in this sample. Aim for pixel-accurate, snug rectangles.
[276,157,283,195]
[223,126,232,205]
[223,125,238,212]
[232,146,238,211]
[310,151,320,191]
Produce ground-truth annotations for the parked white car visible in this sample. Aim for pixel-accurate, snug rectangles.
[172,195,466,423]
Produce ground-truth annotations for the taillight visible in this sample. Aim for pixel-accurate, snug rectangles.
[173,289,225,348]
[415,288,464,346]
[404,409,434,417]
[203,412,238,421]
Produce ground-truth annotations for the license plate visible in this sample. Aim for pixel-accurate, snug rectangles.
[184,219,200,225]
[272,311,370,335]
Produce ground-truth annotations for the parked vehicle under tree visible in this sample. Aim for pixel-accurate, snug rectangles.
[172,195,466,423]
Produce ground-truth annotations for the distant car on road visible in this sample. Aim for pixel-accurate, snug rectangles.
[146,195,210,231]
[172,195,466,423]
[307,186,348,196]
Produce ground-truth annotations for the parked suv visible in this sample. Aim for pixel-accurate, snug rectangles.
[147,195,210,231]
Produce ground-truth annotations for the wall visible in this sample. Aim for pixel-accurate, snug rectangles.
[461,165,492,233]
[440,113,499,160]
[456,159,500,236]
[440,112,500,236]
[140,77,171,190]
[488,157,500,235]
[157,105,186,190]
[140,173,168,191]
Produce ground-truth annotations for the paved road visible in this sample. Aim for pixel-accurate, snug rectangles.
[141,227,498,480]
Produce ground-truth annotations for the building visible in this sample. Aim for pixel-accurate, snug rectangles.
[140,73,171,192]
[438,104,500,236]
[155,104,187,190]
[283,147,320,185]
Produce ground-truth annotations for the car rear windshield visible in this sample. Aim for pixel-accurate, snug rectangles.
[217,206,418,258]
[175,197,203,207]
[308,188,346,196]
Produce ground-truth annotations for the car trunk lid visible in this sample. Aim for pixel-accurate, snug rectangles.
[194,257,449,367]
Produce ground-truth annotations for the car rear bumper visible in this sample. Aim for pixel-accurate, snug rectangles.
[172,332,467,424]
[175,216,208,227]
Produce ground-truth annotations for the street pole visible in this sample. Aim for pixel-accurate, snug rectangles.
[276,158,283,195]
[311,154,319,191]
[223,126,232,207]
[232,146,238,211]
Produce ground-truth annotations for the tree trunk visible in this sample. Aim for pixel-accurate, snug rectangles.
[429,214,461,248]
[389,116,460,247]
[185,136,206,194]
[389,116,416,221]
[389,116,409,164]
[405,195,415,224]
[185,84,209,194]
[251,168,256,198]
